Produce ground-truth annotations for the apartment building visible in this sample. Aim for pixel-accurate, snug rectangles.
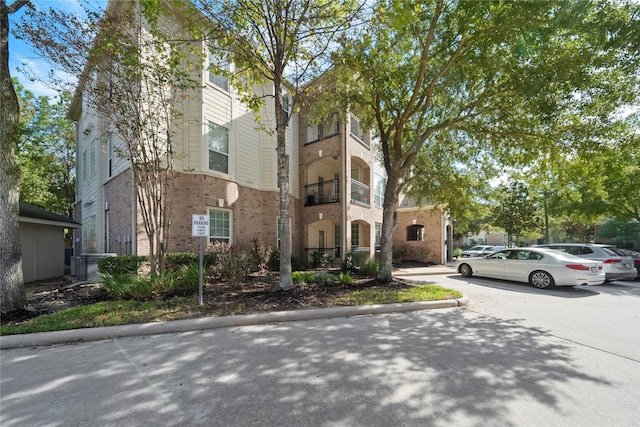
[69,1,451,269]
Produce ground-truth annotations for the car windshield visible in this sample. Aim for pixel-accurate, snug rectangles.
[468,246,485,251]
[546,249,593,261]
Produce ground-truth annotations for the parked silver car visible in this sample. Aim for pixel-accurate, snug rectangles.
[460,245,506,258]
[457,247,605,289]
[535,243,637,281]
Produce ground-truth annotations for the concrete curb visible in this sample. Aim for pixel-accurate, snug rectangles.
[0,297,468,350]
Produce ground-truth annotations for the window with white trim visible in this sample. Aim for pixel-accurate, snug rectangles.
[351,223,360,247]
[374,173,386,208]
[209,208,231,244]
[208,122,229,174]
[208,50,230,91]
[407,224,425,241]
[375,223,382,248]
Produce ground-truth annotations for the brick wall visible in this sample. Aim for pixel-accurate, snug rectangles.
[394,208,445,264]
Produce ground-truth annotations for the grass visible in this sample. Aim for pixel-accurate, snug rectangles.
[0,284,462,336]
[335,285,462,305]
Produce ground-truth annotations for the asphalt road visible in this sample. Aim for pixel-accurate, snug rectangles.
[1,274,639,426]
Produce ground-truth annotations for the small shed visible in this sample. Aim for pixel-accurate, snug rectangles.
[19,202,81,283]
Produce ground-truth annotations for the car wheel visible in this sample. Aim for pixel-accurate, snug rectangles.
[529,270,555,289]
[459,263,473,277]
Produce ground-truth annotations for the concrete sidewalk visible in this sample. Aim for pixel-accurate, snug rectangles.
[0,266,464,350]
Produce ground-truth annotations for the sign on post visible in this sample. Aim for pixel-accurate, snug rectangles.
[192,214,210,237]
[192,214,209,306]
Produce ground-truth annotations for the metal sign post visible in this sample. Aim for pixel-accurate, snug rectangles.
[192,214,210,306]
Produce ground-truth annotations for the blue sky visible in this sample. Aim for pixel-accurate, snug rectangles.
[8,0,98,98]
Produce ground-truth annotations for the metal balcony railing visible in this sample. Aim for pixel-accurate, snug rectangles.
[350,179,370,206]
[304,179,340,206]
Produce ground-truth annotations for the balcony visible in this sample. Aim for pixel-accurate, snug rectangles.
[351,179,370,206]
[305,179,340,206]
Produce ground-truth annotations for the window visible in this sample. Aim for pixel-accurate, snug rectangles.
[350,113,364,141]
[282,90,290,122]
[208,122,229,173]
[305,114,339,144]
[306,123,320,143]
[351,223,360,247]
[375,223,382,248]
[208,50,230,91]
[209,208,231,244]
[374,173,386,208]
[107,135,114,177]
[407,224,425,241]
[82,140,96,185]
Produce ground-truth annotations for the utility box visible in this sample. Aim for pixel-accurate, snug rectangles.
[77,253,116,281]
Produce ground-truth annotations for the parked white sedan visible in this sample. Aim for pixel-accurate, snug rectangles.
[457,247,605,289]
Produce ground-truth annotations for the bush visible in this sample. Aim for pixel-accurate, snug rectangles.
[209,243,252,283]
[157,264,203,294]
[360,260,379,277]
[98,255,147,275]
[338,271,353,285]
[251,239,273,273]
[101,273,153,299]
[313,270,334,285]
[311,252,332,268]
[268,251,304,272]
[292,271,315,284]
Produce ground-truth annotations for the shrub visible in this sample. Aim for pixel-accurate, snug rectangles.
[338,271,353,285]
[157,264,203,293]
[392,249,402,265]
[211,244,252,284]
[251,239,273,273]
[311,252,332,268]
[101,273,153,299]
[292,271,315,284]
[98,256,147,275]
[313,270,334,285]
[360,260,380,277]
[268,251,304,272]
[342,253,354,273]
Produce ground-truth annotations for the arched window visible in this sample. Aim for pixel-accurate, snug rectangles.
[407,224,425,241]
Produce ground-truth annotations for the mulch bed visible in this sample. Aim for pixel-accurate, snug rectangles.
[1,269,422,327]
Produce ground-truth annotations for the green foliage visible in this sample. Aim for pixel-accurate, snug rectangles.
[101,274,154,299]
[156,264,203,294]
[392,249,402,265]
[16,83,76,216]
[599,219,640,247]
[338,271,353,285]
[360,260,380,277]
[311,251,332,268]
[334,285,462,306]
[313,271,334,285]
[492,181,541,246]
[98,256,147,275]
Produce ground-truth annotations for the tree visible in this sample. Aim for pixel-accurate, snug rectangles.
[333,0,639,281]
[191,0,361,290]
[493,181,541,246]
[1,0,29,313]
[17,2,200,277]
[17,83,75,216]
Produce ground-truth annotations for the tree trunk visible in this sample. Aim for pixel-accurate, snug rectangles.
[376,174,401,283]
[1,0,28,313]
[273,75,293,291]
